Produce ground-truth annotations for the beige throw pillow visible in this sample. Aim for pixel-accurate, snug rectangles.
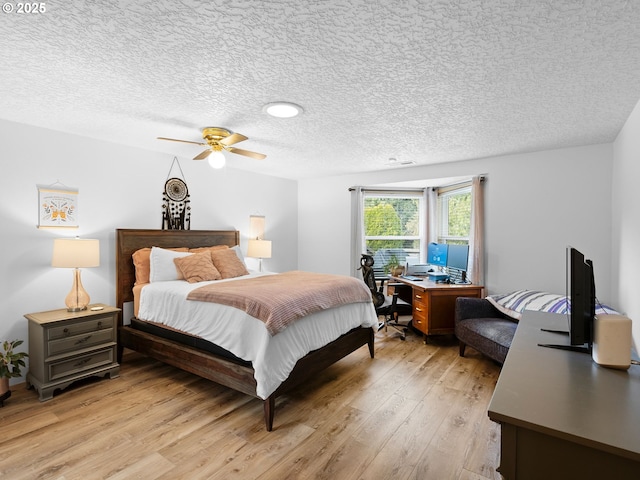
[189,245,229,255]
[174,251,222,283]
[210,248,249,279]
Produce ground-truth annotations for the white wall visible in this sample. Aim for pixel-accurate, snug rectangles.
[0,119,298,385]
[612,98,640,351]
[299,143,614,303]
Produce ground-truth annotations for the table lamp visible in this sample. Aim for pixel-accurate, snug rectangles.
[247,239,272,272]
[52,238,100,311]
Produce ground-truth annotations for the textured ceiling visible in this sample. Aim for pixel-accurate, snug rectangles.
[1,1,640,180]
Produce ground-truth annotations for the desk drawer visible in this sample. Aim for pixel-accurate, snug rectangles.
[48,347,115,381]
[413,291,428,309]
[412,291,428,333]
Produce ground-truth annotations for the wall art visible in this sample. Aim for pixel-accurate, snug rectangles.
[37,182,79,229]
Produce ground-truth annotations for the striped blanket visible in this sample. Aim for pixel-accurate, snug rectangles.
[486,289,618,320]
[187,271,373,335]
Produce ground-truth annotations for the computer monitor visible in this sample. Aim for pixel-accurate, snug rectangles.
[447,244,469,271]
[427,242,448,267]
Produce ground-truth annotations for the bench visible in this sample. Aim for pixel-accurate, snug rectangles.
[454,297,517,364]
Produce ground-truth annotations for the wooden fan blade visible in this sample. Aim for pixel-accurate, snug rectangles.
[227,147,266,160]
[219,132,248,146]
[193,149,212,160]
[157,136,207,146]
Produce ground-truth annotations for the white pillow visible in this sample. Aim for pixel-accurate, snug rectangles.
[149,246,192,282]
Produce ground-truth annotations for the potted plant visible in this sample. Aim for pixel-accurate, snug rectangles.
[385,254,405,277]
[0,339,28,406]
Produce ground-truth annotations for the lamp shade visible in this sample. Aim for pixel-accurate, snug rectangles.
[247,239,272,259]
[52,238,100,268]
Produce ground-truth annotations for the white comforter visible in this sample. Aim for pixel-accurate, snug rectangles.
[138,272,378,399]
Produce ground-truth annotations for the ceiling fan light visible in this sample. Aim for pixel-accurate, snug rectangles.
[208,150,226,169]
[263,102,303,118]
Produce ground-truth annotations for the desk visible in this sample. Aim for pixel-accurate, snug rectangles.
[488,311,640,479]
[391,276,482,341]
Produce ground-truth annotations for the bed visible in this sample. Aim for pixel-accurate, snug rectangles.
[115,228,377,431]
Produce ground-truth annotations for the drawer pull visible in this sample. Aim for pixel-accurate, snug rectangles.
[415,307,423,312]
[75,335,93,345]
[97,321,102,329]
[63,328,70,336]
[74,357,92,368]
[415,294,422,299]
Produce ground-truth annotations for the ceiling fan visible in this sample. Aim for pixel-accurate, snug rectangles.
[158,127,266,168]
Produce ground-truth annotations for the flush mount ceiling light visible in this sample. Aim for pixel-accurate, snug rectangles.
[263,102,303,118]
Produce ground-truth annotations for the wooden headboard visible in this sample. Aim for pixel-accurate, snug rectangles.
[115,229,240,321]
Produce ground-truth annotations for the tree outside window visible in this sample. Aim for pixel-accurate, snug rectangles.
[437,184,471,245]
[364,194,422,273]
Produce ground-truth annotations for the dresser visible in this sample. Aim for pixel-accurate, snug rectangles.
[391,276,483,340]
[25,304,120,401]
[489,311,640,479]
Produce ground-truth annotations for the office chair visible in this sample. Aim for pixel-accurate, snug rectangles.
[359,254,410,340]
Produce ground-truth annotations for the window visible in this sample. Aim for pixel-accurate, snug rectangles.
[437,182,472,245]
[363,191,423,273]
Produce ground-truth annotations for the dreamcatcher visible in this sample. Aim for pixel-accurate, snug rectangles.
[162,157,191,230]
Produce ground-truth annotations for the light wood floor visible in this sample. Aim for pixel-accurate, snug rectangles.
[0,328,502,480]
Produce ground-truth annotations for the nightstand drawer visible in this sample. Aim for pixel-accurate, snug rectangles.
[47,328,114,357]
[48,315,115,341]
[49,347,115,381]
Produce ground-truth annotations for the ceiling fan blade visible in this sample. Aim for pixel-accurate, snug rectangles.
[157,136,207,146]
[219,132,248,146]
[193,149,212,160]
[227,147,266,160]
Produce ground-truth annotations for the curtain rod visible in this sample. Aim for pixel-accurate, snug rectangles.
[348,186,426,192]
[349,175,486,193]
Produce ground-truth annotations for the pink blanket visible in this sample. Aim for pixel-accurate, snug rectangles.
[187,271,372,335]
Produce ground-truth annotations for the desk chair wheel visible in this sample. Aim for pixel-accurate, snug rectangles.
[384,319,408,340]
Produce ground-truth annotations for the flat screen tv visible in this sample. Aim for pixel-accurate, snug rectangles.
[427,242,448,267]
[567,246,596,350]
[540,246,595,354]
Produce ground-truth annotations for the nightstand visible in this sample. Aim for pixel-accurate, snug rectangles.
[24,304,120,401]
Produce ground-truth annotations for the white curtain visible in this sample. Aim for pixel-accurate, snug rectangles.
[426,187,438,243]
[422,188,438,263]
[468,176,485,287]
[349,187,366,278]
